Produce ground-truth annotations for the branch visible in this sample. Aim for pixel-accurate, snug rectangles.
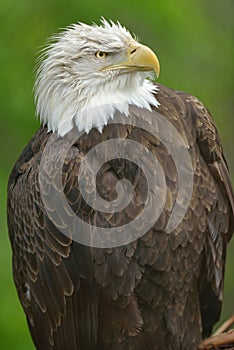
[199,315,234,350]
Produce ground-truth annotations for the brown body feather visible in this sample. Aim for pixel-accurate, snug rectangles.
[7,83,234,349]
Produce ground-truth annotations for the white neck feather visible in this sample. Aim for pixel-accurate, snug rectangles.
[37,74,159,136]
[77,79,159,134]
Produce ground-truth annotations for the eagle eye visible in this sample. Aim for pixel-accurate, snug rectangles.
[95,51,108,59]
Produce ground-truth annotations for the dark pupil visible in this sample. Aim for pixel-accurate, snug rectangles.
[99,52,104,57]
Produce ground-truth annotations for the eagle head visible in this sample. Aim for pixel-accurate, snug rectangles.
[35,19,160,136]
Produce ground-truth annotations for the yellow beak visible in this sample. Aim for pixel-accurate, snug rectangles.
[102,42,160,78]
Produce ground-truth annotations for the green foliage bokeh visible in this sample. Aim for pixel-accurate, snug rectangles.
[0,1,233,349]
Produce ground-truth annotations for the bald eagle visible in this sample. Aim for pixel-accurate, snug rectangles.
[7,19,233,350]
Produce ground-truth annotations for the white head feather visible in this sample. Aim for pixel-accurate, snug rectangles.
[35,19,159,136]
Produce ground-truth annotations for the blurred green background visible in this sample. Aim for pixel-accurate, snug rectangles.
[0,0,233,349]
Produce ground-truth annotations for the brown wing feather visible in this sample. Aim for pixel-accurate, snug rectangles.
[176,90,234,336]
[7,83,233,349]
[7,130,76,349]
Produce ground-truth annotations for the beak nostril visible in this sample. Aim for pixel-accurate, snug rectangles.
[130,48,137,55]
